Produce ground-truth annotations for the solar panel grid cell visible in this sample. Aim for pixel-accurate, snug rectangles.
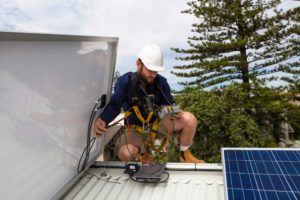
[222,148,300,200]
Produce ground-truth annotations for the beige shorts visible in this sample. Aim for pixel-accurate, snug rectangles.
[117,117,176,153]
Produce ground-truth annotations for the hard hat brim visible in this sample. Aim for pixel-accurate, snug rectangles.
[144,64,164,72]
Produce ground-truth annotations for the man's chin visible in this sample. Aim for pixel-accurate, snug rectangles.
[146,79,155,85]
[139,73,156,86]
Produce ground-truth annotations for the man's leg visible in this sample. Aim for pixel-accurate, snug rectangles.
[118,144,139,161]
[158,111,204,163]
[117,128,153,163]
[117,128,143,161]
[158,111,196,145]
[173,112,197,146]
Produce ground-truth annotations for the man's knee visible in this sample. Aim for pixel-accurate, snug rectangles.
[118,144,139,161]
[181,111,197,125]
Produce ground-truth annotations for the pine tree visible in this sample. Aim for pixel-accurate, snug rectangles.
[172,0,300,92]
[280,5,300,86]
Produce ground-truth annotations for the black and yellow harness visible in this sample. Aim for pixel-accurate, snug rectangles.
[123,72,171,154]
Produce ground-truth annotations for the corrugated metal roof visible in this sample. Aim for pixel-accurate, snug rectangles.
[63,163,225,200]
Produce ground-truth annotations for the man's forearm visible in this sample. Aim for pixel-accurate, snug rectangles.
[99,103,121,125]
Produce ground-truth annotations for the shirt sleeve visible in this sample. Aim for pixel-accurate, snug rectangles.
[99,76,128,125]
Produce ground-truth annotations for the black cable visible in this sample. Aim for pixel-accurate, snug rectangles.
[77,98,133,173]
[77,97,175,173]
[77,98,103,173]
[77,137,96,173]
[78,104,141,172]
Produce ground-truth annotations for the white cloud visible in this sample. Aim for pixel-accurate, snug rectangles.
[0,0,194,89]
[1,0,298,90]
[74,0,195,75]
[4,0,194,56]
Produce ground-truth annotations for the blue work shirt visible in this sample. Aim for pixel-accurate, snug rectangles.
[100,72,174,125]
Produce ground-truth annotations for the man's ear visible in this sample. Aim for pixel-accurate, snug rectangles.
[136,59,142,70]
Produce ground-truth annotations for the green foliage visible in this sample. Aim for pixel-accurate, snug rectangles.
[171,84,300,163]
[154,135,180,163]
[286,80,300,139]
[288,108,300,140]
[172,0,300,90]
[169,0,300,162]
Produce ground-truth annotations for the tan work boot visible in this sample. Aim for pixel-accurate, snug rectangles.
[179,149,205,163]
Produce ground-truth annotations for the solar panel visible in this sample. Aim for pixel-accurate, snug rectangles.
[222,148,300,200]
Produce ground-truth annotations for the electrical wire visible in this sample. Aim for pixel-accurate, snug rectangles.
[77,96,177,175]
[78,107,140,172]
[77,137,96,173]
[78,103,141,173]
[166,113,172,150]
[77,97,105,173]
[77,99,137,173]
[77,111,172,184]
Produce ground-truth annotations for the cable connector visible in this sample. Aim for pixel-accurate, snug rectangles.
[158,105,181,119]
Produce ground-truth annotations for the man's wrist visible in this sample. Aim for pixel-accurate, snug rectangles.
[98,116,108,126]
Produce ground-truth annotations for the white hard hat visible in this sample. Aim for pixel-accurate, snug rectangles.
[137,43,164,72]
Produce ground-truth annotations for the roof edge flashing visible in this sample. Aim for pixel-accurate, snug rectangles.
[92,161,223,171]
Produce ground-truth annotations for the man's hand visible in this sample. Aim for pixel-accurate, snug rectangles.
[93,118,108,137]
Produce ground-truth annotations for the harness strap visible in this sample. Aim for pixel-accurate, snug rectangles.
[131,72,139,104]
[155,83,172,106]
[128,118,167,153]
[132,105,153,124]
[127,72,171,154]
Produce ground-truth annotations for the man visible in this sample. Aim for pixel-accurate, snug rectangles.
[93,43,204,163]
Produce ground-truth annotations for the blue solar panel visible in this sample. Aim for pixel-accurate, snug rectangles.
[222,148,300,200]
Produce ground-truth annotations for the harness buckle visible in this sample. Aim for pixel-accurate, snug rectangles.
[143,122,150,134]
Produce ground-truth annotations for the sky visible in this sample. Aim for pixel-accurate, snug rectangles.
[0,0,195,90]
[0,0,299,90]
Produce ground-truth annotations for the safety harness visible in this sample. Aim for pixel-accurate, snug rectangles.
[123,72,170,155]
